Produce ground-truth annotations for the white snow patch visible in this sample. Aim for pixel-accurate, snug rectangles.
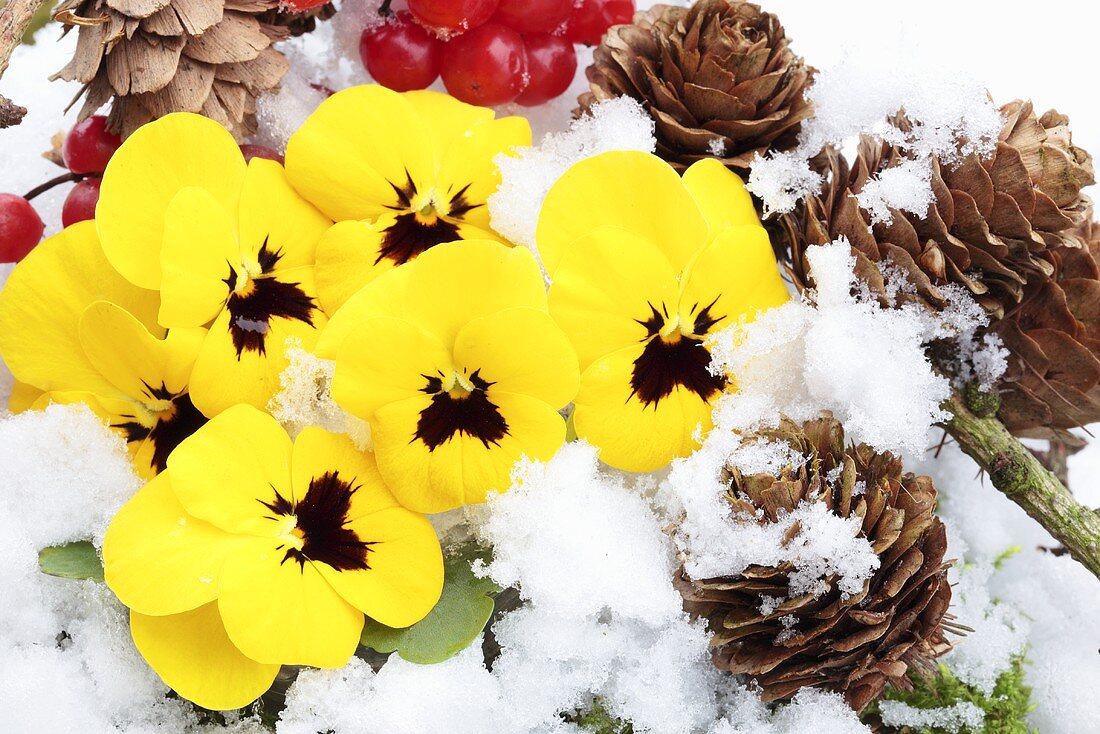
[878,700,985,733]
[268,343,372,449]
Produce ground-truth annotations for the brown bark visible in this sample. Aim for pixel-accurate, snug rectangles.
[0,0,53,127]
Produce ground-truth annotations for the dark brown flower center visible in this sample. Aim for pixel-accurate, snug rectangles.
[413,369,509,450]
[223,239,317,358]
[113,382,208,474]
[260,471,375,572]
[629,299,727,406]
[378,171,481,266]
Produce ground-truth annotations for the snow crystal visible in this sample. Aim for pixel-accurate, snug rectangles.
[1067,425,1100,507]
[853,158,933,225]
[711,684,869,734]
[878,700,985,733]
[746,151,823,218]
[253,69,329,153]
[268,343,372,449]
[487,96,656,257]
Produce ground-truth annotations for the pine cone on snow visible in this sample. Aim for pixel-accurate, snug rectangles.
[776,101,1099,437]
[51,0,330,139]
[675,416,953,711]
[580,0,813,171]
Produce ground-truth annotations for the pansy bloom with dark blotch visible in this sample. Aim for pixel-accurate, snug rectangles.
[103,405,444,710]
[318,240,580,514]
[285,85,531,315]
[537,153,790,472]
[0,222,207,477]
[96,113,333,417]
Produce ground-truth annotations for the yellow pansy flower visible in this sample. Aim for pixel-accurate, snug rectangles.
[0,222,207,476]
[537,153,790,472]
[285,85,531,314]
[103,404,444,710]
[97,113,333,417]
[320,240,579,514]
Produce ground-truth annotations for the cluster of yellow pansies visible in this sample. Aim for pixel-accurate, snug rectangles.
[0,83,789,711]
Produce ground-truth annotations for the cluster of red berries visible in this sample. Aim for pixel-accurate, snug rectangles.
[0,116,120,263]
[360,0,634,107]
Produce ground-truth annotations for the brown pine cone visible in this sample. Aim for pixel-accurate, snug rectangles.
[675,415,953,711]
[776,101,1098,436]
[50,0,331,139]
[580,0,813,171]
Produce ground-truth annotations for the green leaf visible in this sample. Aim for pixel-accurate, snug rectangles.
[360,546,499,664]
[38,541,104,581]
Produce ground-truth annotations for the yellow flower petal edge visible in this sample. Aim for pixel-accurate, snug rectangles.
[98,113,247,290]
[543,151,790,472]
[105,405,444,708]
[330,240,578,513]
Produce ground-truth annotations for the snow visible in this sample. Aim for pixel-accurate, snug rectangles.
[853,158,934,226]
[878,700,985,733]
[268,343,372,449]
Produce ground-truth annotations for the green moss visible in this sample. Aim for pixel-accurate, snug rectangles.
[571,699,633,734]
[864,656,1037,734]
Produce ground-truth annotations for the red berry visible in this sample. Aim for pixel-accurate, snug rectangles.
[284,0,329,10]
[565,0,634,45]
[61,178,102,228]
[62,116,121,175]
[360,12,444,92]
[516,33,577,106]
[0,194,45,263]
[492,0,572,33]
[239,144,285,164]
[408,0,499,32]
[441,23,528,106]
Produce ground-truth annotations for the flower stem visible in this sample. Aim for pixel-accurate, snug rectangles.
[943,390,1100,580]
[378,0,393,16]
[24,171,85,201]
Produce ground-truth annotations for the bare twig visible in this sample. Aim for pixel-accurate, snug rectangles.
[943,390,1100,580]
[0,0,54,128]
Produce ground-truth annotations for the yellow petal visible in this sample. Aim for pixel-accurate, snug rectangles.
[218,537,364,667]
[324,507,443,628]
[315,263,413,358]
[131,603,279,711]
[548,225,681,369]
[79,301,204,402]
[239,158,332,271]
[285,85,434,223]
[0,222,159,398]
[331,316,454,421]
[453,307,579,408]
[98,113,246,289]
[7,381,44,413]
[536,151,709,275]
[187,267,326,417]
[435,115,531,231]
[403,89,496,160]
[103,472,247,616]
[573,344,714,472]
[159,187,237,329]
[167,404,294,535]
[402,240,547,349]
[314,219,395,316]
[289,426,384,509]
[681,158,761,237]
[372,390,564,513]
[678,225,790,334]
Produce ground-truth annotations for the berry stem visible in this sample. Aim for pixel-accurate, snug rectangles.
[378,0,393,16]
[24,171,86,201]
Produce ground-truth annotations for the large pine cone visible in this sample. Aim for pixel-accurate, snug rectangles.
[776,101,1098,436]
[580,0,813,171]
[675,416,953,711]
[51,0,329,139]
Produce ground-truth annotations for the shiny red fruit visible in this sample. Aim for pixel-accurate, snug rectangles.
[239,144,285,164]
[492,0,572,33]
[517,33,577,106]
[441,23,528,106]
[284,0,329,10]
[0,194,45,263]
[408,0,500,32]
[360,11,444,91]
[61,177,102,227]
[63,116,122,175]
[565,0,634,45]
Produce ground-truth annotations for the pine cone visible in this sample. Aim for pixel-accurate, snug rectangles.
[580,0,813,171]
[675,416,953,711]
[50,0,329,139]
[777,101,1099,436]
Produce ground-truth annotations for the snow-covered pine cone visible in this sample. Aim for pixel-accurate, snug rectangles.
[580,0,814,171]
[51,0,330,139]
[776,101,1100,437]
[675,415,953,711]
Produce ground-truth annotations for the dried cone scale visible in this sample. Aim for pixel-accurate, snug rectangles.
[51,0,328,139]
[777,101,1100,436]
[580,0,813,171]
[675,416,954,710]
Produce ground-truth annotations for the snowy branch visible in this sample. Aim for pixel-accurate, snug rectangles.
[944,390,1100,580]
